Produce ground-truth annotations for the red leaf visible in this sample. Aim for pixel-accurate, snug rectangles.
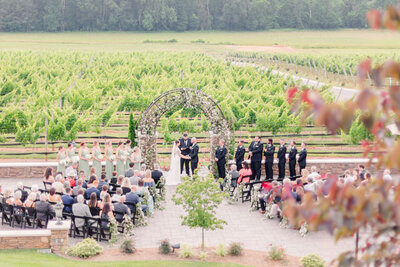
[287,87,298,104]
[366,9,382,29]
[301,90,312,105]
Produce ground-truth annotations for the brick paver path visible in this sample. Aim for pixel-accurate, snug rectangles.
[0,178,354,262]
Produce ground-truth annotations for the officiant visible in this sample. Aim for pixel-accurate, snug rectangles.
[179,133,192,176]
[215,139,227,179]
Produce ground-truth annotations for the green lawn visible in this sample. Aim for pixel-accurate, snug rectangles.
[0,249,247,267]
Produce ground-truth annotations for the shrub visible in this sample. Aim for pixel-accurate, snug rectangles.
[301,254,326,267]
[120,238,136,254]
[228,242,242,256]
[179,244,194,258]
[191,39,206,44]
[199,251,207,261]
[268,246,285,261]
[215,243,227,257]
[159,239,171,255]
[67,238,103,258]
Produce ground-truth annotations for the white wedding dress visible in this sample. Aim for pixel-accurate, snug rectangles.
[165,144,182,185]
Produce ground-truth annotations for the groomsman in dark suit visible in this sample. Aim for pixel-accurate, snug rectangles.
[234,140,245,171]
[264,138,275,179]
[249,136,263,181]
[189,137,199,175]
[179,133,192,176]
[288,140,297,177]
[277,139,287,179]
[215,139,227,178]
[298,142,307,173]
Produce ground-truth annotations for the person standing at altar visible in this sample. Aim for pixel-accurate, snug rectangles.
[234,140,245,171]
[298,142,307,173]
[105,140,114,180]
[179,133,192,176]
[189,137,199,175]
[66,142,76,168]
[215,139,227,179]
[125,140,133,170]
[116,141,126,176]
[264,138,275,180]
[78,142,91,177]
[56,145,67,178]
[249,136,263,181]
[288,140,298,177]
[131,147,143,172]
[92,141,103,179]
[277,139,287,179]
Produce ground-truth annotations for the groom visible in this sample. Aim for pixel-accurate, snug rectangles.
[189,137,199,175]
[179,133,192,176]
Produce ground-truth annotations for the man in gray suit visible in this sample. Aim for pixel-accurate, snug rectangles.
[73,179,86,196]
[125,163,135,178]
[113,196,131,222]
[129,170,141,186]
[72,195,92,228]
[35,194,54,223]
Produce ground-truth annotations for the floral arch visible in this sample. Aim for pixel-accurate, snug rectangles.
[136,87,232,171]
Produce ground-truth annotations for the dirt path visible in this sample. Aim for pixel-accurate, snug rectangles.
[224,45,297,53]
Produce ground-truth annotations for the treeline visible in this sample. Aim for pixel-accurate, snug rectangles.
[0,0,396,32]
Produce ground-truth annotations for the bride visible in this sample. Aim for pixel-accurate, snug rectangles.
[166,140,190,185]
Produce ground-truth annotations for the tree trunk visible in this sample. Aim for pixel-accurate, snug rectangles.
[202,228,204,250]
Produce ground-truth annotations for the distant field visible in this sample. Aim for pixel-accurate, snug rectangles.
[0,29,399,53]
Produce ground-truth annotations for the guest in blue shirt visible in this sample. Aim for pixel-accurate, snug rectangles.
[61,187,74,213]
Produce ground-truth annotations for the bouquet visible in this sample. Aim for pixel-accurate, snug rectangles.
[66,157,72,164]
[98,154,104,160]
[85,154,91,160]
[72,156,80,163]
[110,155,115,161]
[59,159,67,165]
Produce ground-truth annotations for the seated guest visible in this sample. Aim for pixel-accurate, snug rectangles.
[121,178,132,195]
[99,193,113,210]
[344,170,355,185]
[143,170,155,187]
[113,196,131,222]
[36,193,54,224]
[135,181,154,215]
[63,181,71,193]
[110,171,118,184]
[52,175,64,193]
[43,167,55,184]
[65,171,76,188]
[294,178,304,202]
[15,182,28,203]
[359,165,366,180]
[237,162,252,184]
[111,188,123,202]
[300,169,309,183]
[62,187,74,213]
[130,170,141,186]
[151,164,163,185]
[258,181,275,214]
[74,188,86,204]
[85,178,100,200]
[31,184,40,201]
[383,169,393,183]
[228,164,240,187]
[99,202,114,228]
[308,166,320,180]
[88,192,101,216]
[87,175,98,189]
[72,195,92,228]
[11,191,23,206]
[97,173,108,191]
[24,192,37,209]
[73,179,86,196]
[89,167,97,179]
[139,164,146,178]
[3,189,12,205]
[65,162,78,180]
[116,175,124,186]
[78,171,87,186]
[304,177,316,193]
[125,163,135,178]
[100,185,109,200]
[281,178,295,201]
[125,187,140,214]
[48,187,61,203]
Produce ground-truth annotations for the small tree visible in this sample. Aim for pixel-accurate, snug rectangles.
[128,112,137,147]
[172,175,227,250]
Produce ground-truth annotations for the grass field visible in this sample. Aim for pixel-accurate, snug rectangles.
[0,249,246,267]
[0,29,399,52]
